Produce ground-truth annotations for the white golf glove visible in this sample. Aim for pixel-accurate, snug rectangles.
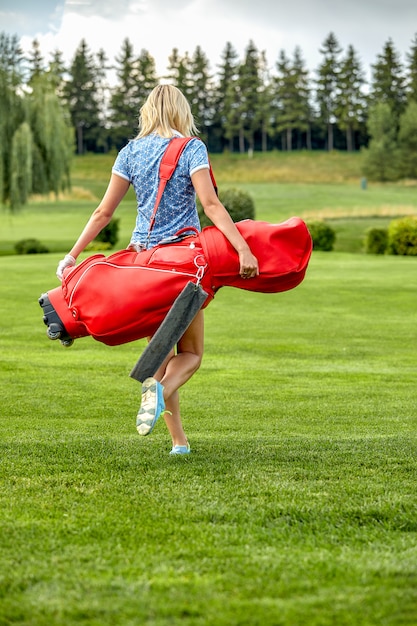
[56,254,76,280]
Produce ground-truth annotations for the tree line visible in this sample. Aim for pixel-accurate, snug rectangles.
[1,30,417,208]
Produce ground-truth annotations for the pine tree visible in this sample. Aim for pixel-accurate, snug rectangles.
[95,48,112,151]
[258,51,273,152]
[217,42,240,151]
[63,39,101,154]
[274,47,311,151]
[187,46,213,142]
[370,39,407,121]
[234,40,262,153]
[135,48,158,104]
[3,30,415,158]
[166,48,192,97]
[27,38,45,84]
[47,49,67,95]
[292,47,312,150]
[109,38,142,148]
[406,33,417,103]
[274,49,293,150]
[335,45,367,151]
[316,32,342,150]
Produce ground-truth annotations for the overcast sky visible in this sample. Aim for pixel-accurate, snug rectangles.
[1,0,416,81]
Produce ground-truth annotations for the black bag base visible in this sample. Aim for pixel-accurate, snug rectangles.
[39,293,74,347]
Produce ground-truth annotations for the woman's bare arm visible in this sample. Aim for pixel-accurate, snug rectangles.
[69,174,130,259]
[191,168,259,278]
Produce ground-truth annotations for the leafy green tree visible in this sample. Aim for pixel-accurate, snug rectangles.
[64,39,101,153]
[316,32,342,150]
[335,45,367,151]
[369,39,407,121]
[397,101,417,178]
[10,121,32,208]
[362,102,399,181]
[0,34,73,209]
[28,74,73,196]
[406,33,417,103]
[0,32,26,205]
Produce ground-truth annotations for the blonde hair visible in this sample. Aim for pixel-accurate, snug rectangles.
[136,84,199,138]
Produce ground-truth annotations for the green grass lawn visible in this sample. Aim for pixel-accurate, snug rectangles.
[1,250,416,625]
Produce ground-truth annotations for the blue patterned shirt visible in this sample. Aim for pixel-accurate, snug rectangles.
[112,133,209,248]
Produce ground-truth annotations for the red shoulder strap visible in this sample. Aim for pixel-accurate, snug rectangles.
[148,137,217,238]
[159,137,194,182]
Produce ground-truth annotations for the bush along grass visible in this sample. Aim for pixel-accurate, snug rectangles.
[387,215,417,256]
[365,227,389,254]
[0,252,416,625]
[93,216,120,248]
[198,186,255,227]
[14,238,49,254]
[306,220,336,251]
[364,216,417,256]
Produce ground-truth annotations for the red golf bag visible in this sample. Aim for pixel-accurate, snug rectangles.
[39,217,312,347]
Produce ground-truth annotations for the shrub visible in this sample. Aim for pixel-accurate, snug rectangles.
[94,217,120,248]
[85,241,113,252]
[306,221,336,251]
[387,216,417,256]
[365,227,388,254]
[198,187,255,227]
[14,238,49,254]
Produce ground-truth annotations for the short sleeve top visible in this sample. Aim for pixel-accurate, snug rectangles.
[112,133,209,248]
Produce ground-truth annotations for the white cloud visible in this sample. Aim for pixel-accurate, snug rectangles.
[15,0,417,83]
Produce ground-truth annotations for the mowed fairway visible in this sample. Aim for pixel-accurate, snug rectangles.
[0,246,416,624]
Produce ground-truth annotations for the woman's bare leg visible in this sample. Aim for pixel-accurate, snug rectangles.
[152,351,187,446]
[153,310,204,447]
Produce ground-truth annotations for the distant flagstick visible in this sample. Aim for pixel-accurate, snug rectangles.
[129,281,208,383]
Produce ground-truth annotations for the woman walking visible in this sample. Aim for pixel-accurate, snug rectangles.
[57,84,258,455]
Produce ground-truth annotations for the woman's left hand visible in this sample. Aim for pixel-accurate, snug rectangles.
[56,254,76,280]
[239,249,259,279]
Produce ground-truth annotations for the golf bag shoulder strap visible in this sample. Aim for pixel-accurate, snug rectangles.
[160,137,217,190]
[148,137,217,237]
[159,137,194,182]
